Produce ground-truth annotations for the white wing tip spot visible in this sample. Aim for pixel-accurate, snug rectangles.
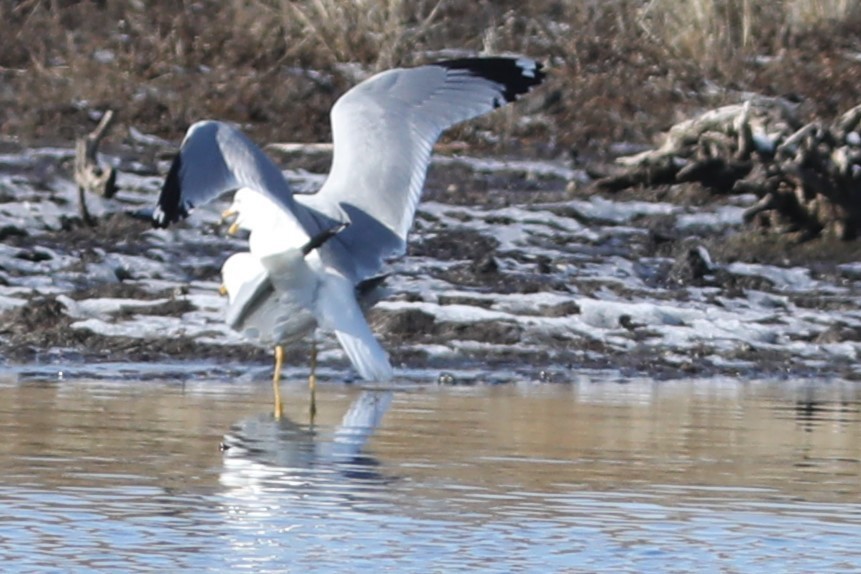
[516,58,538,78]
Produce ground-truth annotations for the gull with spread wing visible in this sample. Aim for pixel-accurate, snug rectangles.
[152,57,546,417]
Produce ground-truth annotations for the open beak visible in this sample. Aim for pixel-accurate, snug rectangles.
[221,209,239,235]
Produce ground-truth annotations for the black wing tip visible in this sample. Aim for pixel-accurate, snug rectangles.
[301,221,351,256]
[435,57,546,103]
[151,152,188,228]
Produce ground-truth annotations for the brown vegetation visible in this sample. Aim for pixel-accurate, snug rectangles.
[1,0,860,162]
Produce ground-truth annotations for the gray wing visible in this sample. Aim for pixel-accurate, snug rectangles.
[225,270,318,347]
[225,270,276,333]
[297,57,545,281]
[152,120,325,236]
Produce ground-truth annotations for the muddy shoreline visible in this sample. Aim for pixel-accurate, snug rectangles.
[1,134,860,384]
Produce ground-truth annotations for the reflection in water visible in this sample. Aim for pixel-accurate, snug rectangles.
[0,377,861,572]
[220,389,393,487]
[790,391,861,433]
[216,390,395,570]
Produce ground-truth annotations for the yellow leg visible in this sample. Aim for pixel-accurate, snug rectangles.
[309,339,317,420]
[273,345,284,419]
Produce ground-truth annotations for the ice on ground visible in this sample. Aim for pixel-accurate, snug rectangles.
[432,155,588,182]
[725,262,820,291]
[567,196,680,223]
[1,143,860,382]
[676,205,747,229]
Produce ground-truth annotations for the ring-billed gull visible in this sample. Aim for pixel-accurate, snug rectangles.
[152,57,545,416]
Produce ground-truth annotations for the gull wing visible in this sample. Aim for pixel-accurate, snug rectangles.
[152,120,325,236]
[225,270,275,333]
[297,57,545,281]
[221,252,275,332]
[316,273,393,382]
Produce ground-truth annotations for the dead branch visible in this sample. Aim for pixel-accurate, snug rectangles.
[835,103,861,137]
[734,101,754,160]
[74,110,117,226]
[594,156,681,192]
[599,97,861,240]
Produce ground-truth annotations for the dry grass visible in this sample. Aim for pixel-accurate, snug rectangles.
[638,0,861,73]
[268,0,445,71]
[1,0,860,158]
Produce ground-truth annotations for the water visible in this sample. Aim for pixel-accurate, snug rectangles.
[1,375,860,572]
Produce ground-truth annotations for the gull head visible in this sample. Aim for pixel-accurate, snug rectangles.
[222,189,313,259]
[222,188,284,236]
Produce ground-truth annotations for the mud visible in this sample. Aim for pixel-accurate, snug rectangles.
[0,151,861,381]
[2,118,861,383]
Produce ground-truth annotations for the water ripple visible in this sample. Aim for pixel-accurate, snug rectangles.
[1,380,861,572]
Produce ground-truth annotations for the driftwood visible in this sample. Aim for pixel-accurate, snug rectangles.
[597,97,861,239]
[74,110,117,226]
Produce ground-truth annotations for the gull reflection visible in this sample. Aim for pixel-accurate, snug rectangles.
[219,390,394,496]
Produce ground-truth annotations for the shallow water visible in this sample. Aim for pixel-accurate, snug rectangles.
[1,375,860,573]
